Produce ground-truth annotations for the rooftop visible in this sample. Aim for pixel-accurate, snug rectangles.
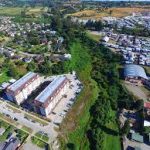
[8,72,37,92]
[124,64,148,80]
[131,133,143,143]
[144,102,150,109]
[35,76,67,103]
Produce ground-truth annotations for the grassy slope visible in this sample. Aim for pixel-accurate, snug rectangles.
[0,71,10,84]
[70,7,150,20]
[86,31,102,42]
[60,36,121,149]
[59,41,99,150]
[87,35,121,150]
[0,7,45,16]
[103,111,121,150]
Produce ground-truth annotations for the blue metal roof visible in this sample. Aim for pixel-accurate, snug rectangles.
[35,76,66,103]
[8,72,37,92]
[124,64,148,79]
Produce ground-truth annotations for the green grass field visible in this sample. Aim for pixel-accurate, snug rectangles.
[86,31,102,42]
[103,111,121,150]
[59,41,99,150]
[0,125,14,142]
[35,132,49,142]
[31,136,47,148]
[0,7,46,16]
[0,71,10,84]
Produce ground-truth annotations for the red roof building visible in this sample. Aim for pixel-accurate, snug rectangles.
[144,102,150,109]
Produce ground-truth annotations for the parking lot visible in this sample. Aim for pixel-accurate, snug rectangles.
[0,73,82,143]
[48,73,82,125]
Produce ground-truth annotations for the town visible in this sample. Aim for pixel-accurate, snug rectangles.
[0,0,150,150]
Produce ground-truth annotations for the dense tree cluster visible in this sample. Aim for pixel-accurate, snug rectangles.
[85,20,103,31]
[75,35,135,149]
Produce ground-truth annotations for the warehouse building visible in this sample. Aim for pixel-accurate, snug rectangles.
[124,64,148,85]
[6,72,41,105]
[34,76,69,116]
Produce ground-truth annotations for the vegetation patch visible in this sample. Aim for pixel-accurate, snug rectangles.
[59,41,99,150]
[70,7,150,20]
[35,132,49,142]
[31,136,47,148]
[22,125,33,133]
[7,105,21,113]
[24,114,49,126]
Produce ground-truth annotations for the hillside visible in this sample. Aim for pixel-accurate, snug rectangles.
[70,7,150,20]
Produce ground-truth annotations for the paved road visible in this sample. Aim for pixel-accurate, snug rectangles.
[0,101,56,143]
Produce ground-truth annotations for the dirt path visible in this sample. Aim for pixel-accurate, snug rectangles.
[124,82,150,101]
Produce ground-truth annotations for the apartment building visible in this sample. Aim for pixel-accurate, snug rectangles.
[6,72,41,105]
[34,76,69,116]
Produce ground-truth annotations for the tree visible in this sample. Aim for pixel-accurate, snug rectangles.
[66,143,76,150]
[8,64,19,79]
[120,120,130,136]
[109,10,113,16]
[27,62,36,71]
[134,100,144,110]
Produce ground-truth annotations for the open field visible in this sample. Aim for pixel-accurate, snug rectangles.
[59,41,99,149]
[70,7,150,20]
[86,31,102,42]
[123,81,150,101]
[0,7,46,16]
[103,111,121,150]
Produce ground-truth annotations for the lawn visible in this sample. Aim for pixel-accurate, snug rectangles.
[0,7,23,16]
[0,125,14,142]
[35,132,49,142]
[0,119,29,143]
[103,111,121,150]
[16,129,28,143]
[0,7,46,16]
[86,31,102,42]
[0,71,10,84]
[70,7,150,20]
[24,114,49,126]
[31,136,47,148]
[22,126,33,134]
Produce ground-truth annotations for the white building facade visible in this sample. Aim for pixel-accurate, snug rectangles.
[34,76,69,116]
[6,72,42,105]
